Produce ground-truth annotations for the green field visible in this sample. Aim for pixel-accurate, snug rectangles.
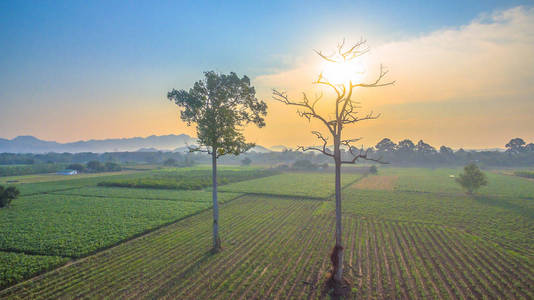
[219,172,364,198]
[52,186,241,203]
[1,196,532,299]
[0,166,533,298]
[98,168,278,190]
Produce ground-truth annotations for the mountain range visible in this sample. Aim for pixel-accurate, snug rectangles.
[0,135,278,154]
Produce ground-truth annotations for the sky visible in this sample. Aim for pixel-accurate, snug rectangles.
[1,0,533,149]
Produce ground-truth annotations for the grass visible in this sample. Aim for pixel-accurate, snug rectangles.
[219,172,364,198]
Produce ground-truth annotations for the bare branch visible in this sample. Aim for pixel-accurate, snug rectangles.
[340,140,388,164]
[313,49,337,63]
[296,131,334,157]
[313,73,343,100]
[352,64,396,88]
[272,89,335,135]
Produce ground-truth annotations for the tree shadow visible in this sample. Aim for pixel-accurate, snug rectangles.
[145,250,216,298]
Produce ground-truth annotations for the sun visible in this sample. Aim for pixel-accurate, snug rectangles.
[321,58,366,85]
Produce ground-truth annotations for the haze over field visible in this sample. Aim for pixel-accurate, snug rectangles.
[1,1,534,149]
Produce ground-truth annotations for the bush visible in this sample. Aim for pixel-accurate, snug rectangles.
[241,157,252,166]
[291,159,317,171]
[0,185,20,208]
[514,171,534,179]
[86,161,104,172]
[456,163,487,194]
[369,165,378,174]
[105,162,122,172]
[67,163,85,172]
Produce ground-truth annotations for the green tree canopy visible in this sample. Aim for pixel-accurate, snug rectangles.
[0,185,20,208]
[168,71,267,156]
[456,163,488,194]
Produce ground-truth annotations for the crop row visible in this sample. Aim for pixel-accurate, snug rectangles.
[219,172,364,198]
[52,187,241,203]
[97,169,279,190]
[2,196,532,299]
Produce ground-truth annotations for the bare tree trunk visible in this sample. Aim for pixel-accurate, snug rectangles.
[212,150,221,252]
[333,141,344,285]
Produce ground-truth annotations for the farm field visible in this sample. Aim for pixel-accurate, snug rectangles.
[219,172,364,198]
[1,196,532,299]
[0,166,533,298]
[51,186,241,203]
[0,166,256,287]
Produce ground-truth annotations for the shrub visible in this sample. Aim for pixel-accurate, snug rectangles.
[104,162,122,172]
[67,163,85,172]
[456,163,487,194]
[369,165,378,174]
[291,159,317,171]
[0,185,20,208]
[241,157,252,166]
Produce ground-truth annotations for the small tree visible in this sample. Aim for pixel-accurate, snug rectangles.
[0,185,20,208]
[241,157,252,166]
[456,163,487,194]
[168,71,267,252]
[369,165,378,174]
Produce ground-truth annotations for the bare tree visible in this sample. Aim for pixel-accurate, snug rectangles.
[273,39,394,295]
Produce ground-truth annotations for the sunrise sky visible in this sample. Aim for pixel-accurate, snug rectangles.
[1,1,534,149]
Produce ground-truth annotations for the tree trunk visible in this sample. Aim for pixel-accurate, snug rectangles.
[333,149,344,284]
[211,150,221,252]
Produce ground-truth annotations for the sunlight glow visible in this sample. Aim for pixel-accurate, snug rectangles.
[321,59,366,85]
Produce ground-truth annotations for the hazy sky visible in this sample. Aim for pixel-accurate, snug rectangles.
[1,1,533,149]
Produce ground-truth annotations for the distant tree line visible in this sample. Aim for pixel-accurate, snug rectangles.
[0,151,197,166]
[367,137,534,167]
[2,137,534,168]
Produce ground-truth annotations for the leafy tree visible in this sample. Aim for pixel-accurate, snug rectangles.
[397,139,415,153]
[86,161,104,172]
[67,163,85,172]
[505,138,526,154]
[168,71,267,252]
[525,143,534,152]
[439,145,454,156]
[292,159,316,170]
[0,185,20,208]
[416,140,437,154]
[456,163,487,194]
[105,162,122,172]
[375,138,396,153]
[273,39,393,295]
[240,157,252,166]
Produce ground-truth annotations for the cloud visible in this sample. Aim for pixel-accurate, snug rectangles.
[256,6,534,106]
[251,6,534,148]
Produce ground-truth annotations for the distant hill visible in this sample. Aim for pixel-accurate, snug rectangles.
[0,134,197,153]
